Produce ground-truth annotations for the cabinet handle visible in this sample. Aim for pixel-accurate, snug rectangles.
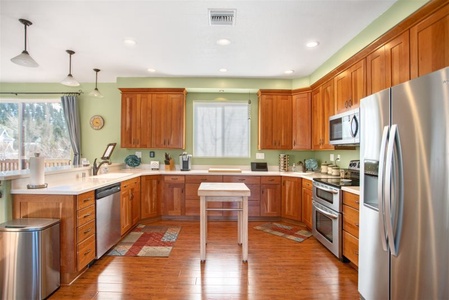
[268,179,274,182]
[349,99,353,106]
[83,198,91,202]
[83,214,91,218]
[238,178,245,182]
[84,249,92,256]
[83,228,92,234]
[355,223,359,227]
[355,200,360,204]
[172,178,178,181]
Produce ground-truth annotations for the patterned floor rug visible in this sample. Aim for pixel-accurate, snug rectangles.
[108,224,181,257]
[254,222,312,243]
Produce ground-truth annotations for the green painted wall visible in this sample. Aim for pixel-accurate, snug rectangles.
[0,0,429,169]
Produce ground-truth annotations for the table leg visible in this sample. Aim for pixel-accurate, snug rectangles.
[200,196,206,262]
[238,198,242,245]
[242,196,248,262]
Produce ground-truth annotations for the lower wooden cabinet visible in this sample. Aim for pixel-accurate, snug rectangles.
[260,176,281,216]
[223,175,262,217]
[185,175,223,216]
[342,191,360,266]
[301,179,313,229]
[163,175,185,216]
[141,175,161,219]
[281,176,302,221]
[121,177,141,235]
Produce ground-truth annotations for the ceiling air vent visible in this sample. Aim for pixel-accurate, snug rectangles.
[209,9,236,26]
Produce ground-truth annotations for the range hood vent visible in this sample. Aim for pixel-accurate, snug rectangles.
[209,9,236,26]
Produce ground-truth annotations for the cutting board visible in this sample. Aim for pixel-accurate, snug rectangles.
[208,168,242,173]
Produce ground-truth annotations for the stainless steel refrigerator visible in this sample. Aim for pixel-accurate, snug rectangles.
[359,67,449,300]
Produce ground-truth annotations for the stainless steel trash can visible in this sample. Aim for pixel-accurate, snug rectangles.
[0,218,60,300]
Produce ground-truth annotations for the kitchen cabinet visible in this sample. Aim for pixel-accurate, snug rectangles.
[334,59,366,114]
[119,88,186,149]
[120,92,152,148]
[292,90,312,150]
[410,5,449,79]
[301,179,313,229]
[312,80,335,150]
[223,175,261,217]
[260,176,281,217]
[141,175,161,219]
[185,175,223,216]
[281,176,302,221]
[121,177,141,235]
[258,90,292,149]
[151,92,186,149]
[12,191,96,285]
[366,31,410,95]
[163,175,185,216]
[342,191,360,266]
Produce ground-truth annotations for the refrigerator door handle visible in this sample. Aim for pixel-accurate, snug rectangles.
[384,124,404,256]
[378,125,389,251]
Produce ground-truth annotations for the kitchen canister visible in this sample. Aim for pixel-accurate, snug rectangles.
[340,168,351,178]
[279,154,289,172]
[327,165,336,175]
[321,161,329,173]
[332,167,340,176]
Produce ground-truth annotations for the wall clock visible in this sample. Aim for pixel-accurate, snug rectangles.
[90,115,104,130]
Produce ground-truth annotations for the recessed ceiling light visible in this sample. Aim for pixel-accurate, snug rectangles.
[123,38,136,46]
[284,70,295,74]
[219,68,228,72]
[147,68,156,73]
[306,41,319,48]
[216,38,231,46]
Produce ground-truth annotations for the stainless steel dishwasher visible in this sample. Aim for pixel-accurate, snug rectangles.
[95,183,121,258]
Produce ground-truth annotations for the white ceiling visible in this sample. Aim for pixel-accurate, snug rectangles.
[0,0,398,84]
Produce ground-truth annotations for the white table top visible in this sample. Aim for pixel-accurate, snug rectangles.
[198,182,251,197]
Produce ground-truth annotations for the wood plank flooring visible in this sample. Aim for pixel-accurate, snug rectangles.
[50,220,359,299]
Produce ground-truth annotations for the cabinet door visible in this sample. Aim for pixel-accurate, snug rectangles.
[311,87,323,150]
[120,93,152,148]
[130,179,141,226]
[258,94,276,149]
[367,32,410,95]
[152,93,185,149]
[281,177,302,221]
[141,175,161,219]
[162,176,185,216]
[292,92,311,150]
[321,80,335,150]
[120,187,132,235]
[260,177,281,217]
[334,59,366,114]
[301,186,313,229]
[410,5,449,78]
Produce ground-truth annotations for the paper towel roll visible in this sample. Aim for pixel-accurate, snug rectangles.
[29,154,45,186]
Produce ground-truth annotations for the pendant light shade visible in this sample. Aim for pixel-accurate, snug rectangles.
[89,69,104,98]
[10,19,39,67]
[61,50,80,86]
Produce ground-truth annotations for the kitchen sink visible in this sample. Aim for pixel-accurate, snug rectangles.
[92,173,132,179]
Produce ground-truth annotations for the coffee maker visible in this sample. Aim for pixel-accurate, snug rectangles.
[179,152,192,171]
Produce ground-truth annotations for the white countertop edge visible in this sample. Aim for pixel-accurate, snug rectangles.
[342,186,360,195]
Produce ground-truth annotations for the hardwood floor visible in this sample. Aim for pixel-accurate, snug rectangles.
[50,220,359,299]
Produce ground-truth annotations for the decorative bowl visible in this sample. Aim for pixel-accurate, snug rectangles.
[125,154,141,167]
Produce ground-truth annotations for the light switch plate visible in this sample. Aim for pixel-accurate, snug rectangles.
[135,151,142,158]
[256,153,265,159]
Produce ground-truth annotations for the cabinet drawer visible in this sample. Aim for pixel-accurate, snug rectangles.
[164,175,185,183]
[343,205,359,238]
[185,175,222,184]
[77,191,95,210]
[77,205,95,227]
[77,234,95,271]
[343,191,360,209]
[261,176,281,184]
[223,175,260,184]
[77,220,95,242]
[122,177,141,189]
[343,231,359,266]
[302,179,313,190]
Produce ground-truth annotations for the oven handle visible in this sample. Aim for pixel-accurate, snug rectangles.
[314,185,338,195]
[313,203,338,219]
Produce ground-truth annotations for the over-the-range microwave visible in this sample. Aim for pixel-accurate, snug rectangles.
[329,108,360,145]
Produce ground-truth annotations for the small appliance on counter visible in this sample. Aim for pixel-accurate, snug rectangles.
[150,161,160,170]
[179,152,192,171]
[251,162,268,171]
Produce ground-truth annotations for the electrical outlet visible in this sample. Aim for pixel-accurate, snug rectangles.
[135,151,142,158]
[256,153,265,159]
[149,151,155,158]
[330,154,335,161]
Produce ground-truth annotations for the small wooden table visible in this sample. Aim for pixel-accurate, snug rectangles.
[198,182,250,262]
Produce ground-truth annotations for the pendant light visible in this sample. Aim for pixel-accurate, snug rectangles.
[89,69,104,98]
[10,19,39,67]
[61,50,80,86]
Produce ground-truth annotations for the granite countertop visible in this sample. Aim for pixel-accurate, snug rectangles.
[10,168,358,196]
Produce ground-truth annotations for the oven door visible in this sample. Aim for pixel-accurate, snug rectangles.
[313,181,341,212]
[312,200,342,259]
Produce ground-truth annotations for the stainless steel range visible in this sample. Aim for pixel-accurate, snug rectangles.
[312,160,359,259]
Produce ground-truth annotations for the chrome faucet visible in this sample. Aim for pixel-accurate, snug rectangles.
[92,158,111,176]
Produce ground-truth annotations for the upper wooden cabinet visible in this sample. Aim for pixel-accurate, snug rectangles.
[312,80,334,150]
[366,31,410,95]
[410,4,449,78]
[334,59,366,114]
[120,88,186,149]
[292,91,312,150]
[258,90,292,149]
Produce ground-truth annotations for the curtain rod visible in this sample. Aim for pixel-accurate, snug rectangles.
[0,90,83,96]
